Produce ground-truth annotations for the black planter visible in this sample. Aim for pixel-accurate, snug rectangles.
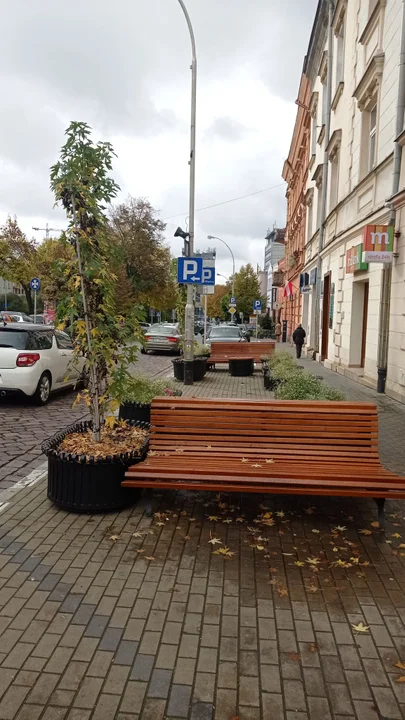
[42,419,149,513]
[229,358,254,377]
[119,401,151,424]
[172,357,207,382]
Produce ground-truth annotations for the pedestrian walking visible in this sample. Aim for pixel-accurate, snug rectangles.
[292,324,306,358]
[275,321,282,343]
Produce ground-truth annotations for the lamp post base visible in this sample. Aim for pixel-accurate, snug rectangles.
[184,360,193,385]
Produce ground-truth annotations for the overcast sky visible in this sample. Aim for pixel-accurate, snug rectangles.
[0,0,318,280]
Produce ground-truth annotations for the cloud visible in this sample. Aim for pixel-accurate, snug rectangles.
[0,0,317,273]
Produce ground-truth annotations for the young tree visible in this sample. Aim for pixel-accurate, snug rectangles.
[50,121,142,441]
[0,217,37,313]
[233,264,265,318]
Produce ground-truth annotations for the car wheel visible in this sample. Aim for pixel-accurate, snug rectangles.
[141,348,146,354]
[33,372,51,405]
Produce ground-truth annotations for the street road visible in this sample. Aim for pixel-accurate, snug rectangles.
[0,351,173,496]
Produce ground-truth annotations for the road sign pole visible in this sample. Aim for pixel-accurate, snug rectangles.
[203,295,207,345]
[34,291,37,323]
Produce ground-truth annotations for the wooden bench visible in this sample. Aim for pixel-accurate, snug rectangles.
[207,341,275,368]
[123,397,405,523]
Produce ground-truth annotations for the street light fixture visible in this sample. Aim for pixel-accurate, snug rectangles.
[207,235,235,296]
[177,0,197,386]
[217,273,229,282]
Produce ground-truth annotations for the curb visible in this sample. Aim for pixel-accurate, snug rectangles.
[0,461,48,515]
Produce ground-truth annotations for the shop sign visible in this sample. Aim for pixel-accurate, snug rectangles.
[362,224,394,263]
[346,243,368,273]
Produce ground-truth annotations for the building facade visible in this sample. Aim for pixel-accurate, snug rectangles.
[291,0,405,402]
[264,227,285,312]
[282,73,311,340]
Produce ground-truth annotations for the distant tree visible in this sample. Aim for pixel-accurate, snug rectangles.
[109,197,173,307]
[233,264,265,318]
[0,217,37,313]
[207,284,229,319]
[36,237,75,303]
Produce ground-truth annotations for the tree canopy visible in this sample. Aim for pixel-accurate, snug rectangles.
[233,263,265,318]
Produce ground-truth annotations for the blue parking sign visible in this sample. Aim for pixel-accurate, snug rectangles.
[253,299,262,311]
[177,257,203,284]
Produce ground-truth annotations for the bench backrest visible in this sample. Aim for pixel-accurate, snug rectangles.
[150,397,380,464]
[210,341,275,361]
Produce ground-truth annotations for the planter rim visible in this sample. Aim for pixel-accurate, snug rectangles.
[172,357,207,364]
[41,419,149,465]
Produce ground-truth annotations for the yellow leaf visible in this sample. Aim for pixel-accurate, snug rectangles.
[312,529,320,534]
[396,676,405,683]
[105,415,118,431]
[306,557,321,566]
[207,516,219,522]
[213,547,234,558]
[394,661,405,670]
[392,533,402,539]
[90,327,99,337]
[276,511,285,517]
[256,545,265,551]
[352,622,370,633]
[359,529,372,535]
[370,521,380,528]
[145,556,155,561]
[295,561,305,567]
[263,512,273,520]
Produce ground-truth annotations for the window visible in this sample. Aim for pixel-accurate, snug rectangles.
[335,23,345,88]
[321,81,327,126]
[311,111,318,156]
[369,104,377,170]
[55,331,74,350]
[33,331,53,350]
[317,185,323,230]
[329,154,340,211]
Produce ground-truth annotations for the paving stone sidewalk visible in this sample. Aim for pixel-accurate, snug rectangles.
[0,361,405,719]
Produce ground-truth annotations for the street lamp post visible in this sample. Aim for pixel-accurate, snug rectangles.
[177,0,197,386]
[207,235,235,296]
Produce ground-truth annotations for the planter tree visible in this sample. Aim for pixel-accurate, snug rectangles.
[50,121,142,441]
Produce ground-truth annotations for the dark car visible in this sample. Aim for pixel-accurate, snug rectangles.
[206,325,247,348]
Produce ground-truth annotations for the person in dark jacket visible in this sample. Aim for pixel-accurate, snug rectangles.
[292,324,306,358]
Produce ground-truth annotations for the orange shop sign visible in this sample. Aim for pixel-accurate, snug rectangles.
[362,225,394,263]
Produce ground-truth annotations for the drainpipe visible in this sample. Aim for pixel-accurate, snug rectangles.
[377,0,405,393]
[314,0,334,357]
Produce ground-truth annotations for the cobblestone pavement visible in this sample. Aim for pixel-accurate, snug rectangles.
[1,353,405,719]
[0,353,173,498]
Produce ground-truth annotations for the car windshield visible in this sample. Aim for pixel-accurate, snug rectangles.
[0,329,29,349]
[148,325,179,336]
[209,327,241,338]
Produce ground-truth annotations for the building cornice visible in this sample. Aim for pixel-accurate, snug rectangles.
[353,53,385,110]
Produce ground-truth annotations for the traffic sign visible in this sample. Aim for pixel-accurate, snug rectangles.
[201,266,215,285]
[253,299,262,312]
[229,296,237,307]
[30,277,41,292]
[229,307,237,315]
[177,257,203,284]
[200,285,215,295]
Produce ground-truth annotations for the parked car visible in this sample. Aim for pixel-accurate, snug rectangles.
[206,325,247,347]
[28,314,48,325]
[0,323,85,405]
[142,324,182,354]
[139,322,151,332]
[1,311,33,324]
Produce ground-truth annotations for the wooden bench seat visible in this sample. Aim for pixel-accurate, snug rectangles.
[123,397,405,522]
[207,341,275,367]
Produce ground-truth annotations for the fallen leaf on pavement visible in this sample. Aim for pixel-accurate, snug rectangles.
[145,556,155,561]
[306,557,321,566]
[359,529,372,535]
[295,561,305,567]
[396,676,405,683]
[311,529,320,534]
[370,521,380,528]
[392,533,402,539]
[213,547,234,558]
[288,652,301,662]
[310,642,318,653]
[109,535,120,542]
[132,532,143,538]
[352,622,369,633]
[207,516,219,522]
[394,661,405,670]
[208,536,222,546]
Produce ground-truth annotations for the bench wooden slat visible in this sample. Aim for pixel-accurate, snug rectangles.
[207,341,275,365]
[123,398,405,510]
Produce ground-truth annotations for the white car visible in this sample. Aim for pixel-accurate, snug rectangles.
[0,323,85,405]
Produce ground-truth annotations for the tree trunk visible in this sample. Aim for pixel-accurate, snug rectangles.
[23,286,33,314]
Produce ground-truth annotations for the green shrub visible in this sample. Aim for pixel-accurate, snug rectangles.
[123,376,181,404]
[194,343,211,357]
[268,353,345,401]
